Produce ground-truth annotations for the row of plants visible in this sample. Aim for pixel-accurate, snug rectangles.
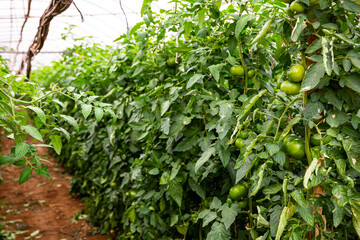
[0,41,113,237]
[26,0,360,239]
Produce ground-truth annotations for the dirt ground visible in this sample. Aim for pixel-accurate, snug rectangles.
[0,134,109,240]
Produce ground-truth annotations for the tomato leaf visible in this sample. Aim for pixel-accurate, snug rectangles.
[50,135,62,155]
[208,64,224,82]
[290,189,307,208]
[207,221,231,240]
[186,74,204,89]
[60,115,79,131]
[21,125,43,142]
[301,62,325,91]
[295,203,314,226]
[195,147,216,173]
[221,204,238,229]
[235,14,250,38]
[19,166,32,185]
[26,106,46,124]
[291,16,306,42]
[168,179,183,207]
[333,202,345,228]
[15,142,30,159]
[342,73,360,94]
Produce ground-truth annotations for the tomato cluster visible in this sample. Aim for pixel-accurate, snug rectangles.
[280,64,305,95]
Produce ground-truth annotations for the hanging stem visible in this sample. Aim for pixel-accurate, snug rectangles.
[301,50,312,165]
[238,41,248,94]
[274,97,302,140]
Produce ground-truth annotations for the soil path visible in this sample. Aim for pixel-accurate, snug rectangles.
[0,134,108,240]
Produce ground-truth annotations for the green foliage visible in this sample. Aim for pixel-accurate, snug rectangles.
[31,0,360,239]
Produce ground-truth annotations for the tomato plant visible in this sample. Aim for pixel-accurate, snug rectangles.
[29,0,360,239]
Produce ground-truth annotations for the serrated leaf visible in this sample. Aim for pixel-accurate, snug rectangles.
[235,15,250,38]
[342,74,360,94]
[207,221,231,240]
[301,62,325,91]
[195,147,215,173]
[208,64,224,82]
[60,115,79,131]
[343,0,360,13]
[161,117,170,135]
[186,74,204,89]
[26,106,46,124]
[333,203,344,227]
[326,110,350,128]
[21,125,43,141]
[94,107,104,122]
[343,58,352,72]
[50,135,62,155]
[188,178,205,199]
[203,212,218,227]
[161,100,171,116]
[304,101,325,120]
[347,51,360,69]
[261,119,275,136]
[273,151,286,166]
[278,117,302,141]
[15,142,30,159]
[250,163,266,197]
[305,39,321,54]
[19,166,32,185]
[169,179,183,207]
[210,197,222,210]
[270,205,282,237]
[81,103,92,119]
[290,189,307,208]
[235,157,252,183]
[291,16,306,42]
[174,137,197,152]
[324,89,342,110]
[295,203,314,226]
[265,143,280,156]
[263,183,282,195]
[221,205,237,229]
[332,185,349,207]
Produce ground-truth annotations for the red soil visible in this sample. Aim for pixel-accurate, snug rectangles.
[0,134,109,240]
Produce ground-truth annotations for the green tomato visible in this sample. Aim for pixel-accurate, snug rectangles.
[235,138,244,148]
[288,64,306,82]
[229,184,248,201]
[235,199,249,209]
[286,137,306,160]
[167,58,177,67]
[247,69,255,78]
[290,2,305,14]
[238,132,249,139]
[280,81,301,95]
[230,65,245,77]
[129,190,137,198]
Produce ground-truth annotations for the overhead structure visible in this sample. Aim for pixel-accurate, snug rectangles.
[0,0,172,73]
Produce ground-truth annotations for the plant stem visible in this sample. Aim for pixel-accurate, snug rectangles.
[274,97,302,140]
[238,41,248,94]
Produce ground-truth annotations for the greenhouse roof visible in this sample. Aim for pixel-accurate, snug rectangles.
[0,0,172,72]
